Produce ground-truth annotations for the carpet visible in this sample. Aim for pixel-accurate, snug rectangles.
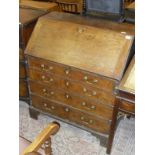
[19,101,135,155]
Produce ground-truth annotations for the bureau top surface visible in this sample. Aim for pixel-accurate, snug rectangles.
[26,12,134,80]
[19,8,45,26]
[20,1,57,12]
[118,56,135,94]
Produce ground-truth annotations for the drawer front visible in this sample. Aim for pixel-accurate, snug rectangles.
[119,99,135,114]
[19,79,29,97]
[27,56,116,92]
[119,91,135,102]
[70,108,111,134]
[19,48,24,60]
[31,95,69,120]
[28,69,115,105]
[31,95,111,134]
[19,62,26,78]
[29,81,113,119]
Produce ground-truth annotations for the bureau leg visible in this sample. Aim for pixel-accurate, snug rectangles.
[29,107,40,120]
[91,133,107,147]
[106,98,120,154]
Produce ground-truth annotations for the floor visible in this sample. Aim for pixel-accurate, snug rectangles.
[19,101,135,155]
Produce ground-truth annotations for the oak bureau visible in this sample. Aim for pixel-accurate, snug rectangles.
[25,12,135,154]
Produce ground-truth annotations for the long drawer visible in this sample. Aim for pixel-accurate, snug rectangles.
[28,69,115,105]
[29,80,113,119]
[119,99,135,114]
[31,95,111,134]
[27,56,116,93]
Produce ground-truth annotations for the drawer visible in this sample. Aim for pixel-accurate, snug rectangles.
[19,62,26,78]
[28,69,115,105]
[70,108,111,134]
[27,56,116,92]
[31,95,111,134]
[119,99,135,114]
[19,79,29,97]
[31,95,69,120]
[29,81,113,120]
[19,48,24,60]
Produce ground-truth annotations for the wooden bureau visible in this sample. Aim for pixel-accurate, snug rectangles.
[25,12,134,154]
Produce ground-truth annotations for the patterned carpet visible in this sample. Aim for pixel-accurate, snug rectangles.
[19,101,135,155]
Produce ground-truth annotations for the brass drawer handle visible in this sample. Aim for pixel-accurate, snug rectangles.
[89,120,93,124]
[49,78,54,82]
[65,107,69,112]
[80,116,84,120]
[51,106,55,110]
[91,105,96,109]
[42,88,48,96]
[92,91,97,96]
[42,88,47,93]
[83,88,97,97]
[50,91,54,95]
[83,88,87,92]
[43,103,54,111]
[93,79,98,83]
[83,76,88,81]
[80,116,94,124]
[83,76,98,84]
[43,103,47,107]
[81,102,96,110]
[81,102,86,106]
[65,81,70,87]
[65,69,70,75]
[41,75,45,80]
[41,64,45,69]
[65,94,70,99]
[49,66,53,70]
